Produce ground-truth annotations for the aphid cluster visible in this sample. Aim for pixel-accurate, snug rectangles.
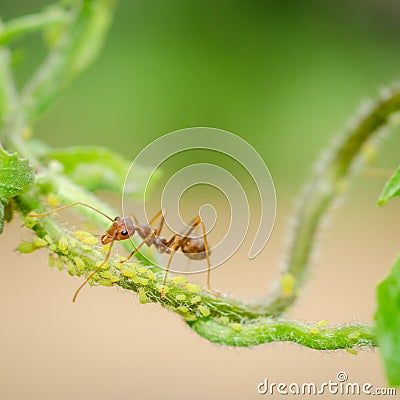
[31,202,214,301]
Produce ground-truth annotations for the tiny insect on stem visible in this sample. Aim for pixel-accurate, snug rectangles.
[31,202,217,301]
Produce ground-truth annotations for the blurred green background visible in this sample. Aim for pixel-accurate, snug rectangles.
[2,0,400,191]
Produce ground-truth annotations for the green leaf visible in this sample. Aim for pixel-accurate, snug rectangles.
[45,146,159,198]
[377,166,400,205]
[0,147,34,233]
[375,256,400,386]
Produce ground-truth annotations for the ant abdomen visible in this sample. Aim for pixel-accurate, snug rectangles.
[181,237,210,260]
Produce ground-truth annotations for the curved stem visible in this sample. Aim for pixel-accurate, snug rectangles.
[0,7,71,46]
[20,0,115,121]
[260,86,400,315]
[11,84,400,348]
[191,319,376,349]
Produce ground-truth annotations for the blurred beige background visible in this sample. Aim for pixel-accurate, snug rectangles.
[1,180,399,399]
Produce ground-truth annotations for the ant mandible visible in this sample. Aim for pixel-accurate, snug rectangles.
[31,202,214,302]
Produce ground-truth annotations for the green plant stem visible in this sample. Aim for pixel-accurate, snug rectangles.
[191,319,376,349]
[0,48,15,126]
[20,0,115,121]
[0,18,18,125]
[261,87,400,316]
[0,7,71,46]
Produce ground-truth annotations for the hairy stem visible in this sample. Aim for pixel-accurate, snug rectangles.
[191,319,376,349]
[261,87,400,315]
[20,0,115,121]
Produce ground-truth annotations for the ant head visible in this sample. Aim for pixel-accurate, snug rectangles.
[101,216,136,244]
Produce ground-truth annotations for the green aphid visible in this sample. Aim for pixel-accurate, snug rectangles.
[48,255,55,267]
[45,193,61,206]
[74,257,85,272]
[16,241,36,254]
[315,319,329,327]
[99,279,113,287]
[113,261,122,270]
[136,277,149,286]
[100,262,109,270]
[346,348,358,355]
[136,266,148,274]
[183,314,197,322]
[219,316,230,325]
[198,305,211,317]
[44,235,53,244]
[348,332,360,340]
[309,327,320,335]
[33,237,48,248]
[171,275,187,285]
[138,288,148,304]
[88,272,100,284]
[229,323,242,333]
[121,267,136,278]
[55,258,64,271]
[146,270,155,280]
[67,262,76,276]
[185,283,201,293]
[109,275,120,283]
[156,284,169,294]
[100,271,112,279]
[58,236,68,252]
[73,230,98,245]
[280,273,296,298]
[24,216,37,229]
[177,306,189,314]
[49,244,57,252]
[190,295,201,304]
[69,237,77,248]
[81,244,93,252]
[176,294,187,301]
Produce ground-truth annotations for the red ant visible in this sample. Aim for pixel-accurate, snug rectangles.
[31,202,214,302]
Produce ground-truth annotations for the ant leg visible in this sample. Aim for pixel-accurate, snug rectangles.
[30,201,114,222]
[198,217,219,295]
[156,209,166,235]
[183,222,199,272]
[148,208,167,234]
[177,216,201,246]
[178,216,219,295]
[128,213,138,224]
[161,235,180,299]
[72,233,117,302]
[119,228,157,263]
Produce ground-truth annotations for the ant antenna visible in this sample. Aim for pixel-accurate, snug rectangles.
[72,232,117,302]
[30,202,114,222]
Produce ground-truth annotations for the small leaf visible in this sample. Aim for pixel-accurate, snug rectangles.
[377,166,400,206]
[45,146,160,198]
[375,256,400,386]
[0,147,34,233]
